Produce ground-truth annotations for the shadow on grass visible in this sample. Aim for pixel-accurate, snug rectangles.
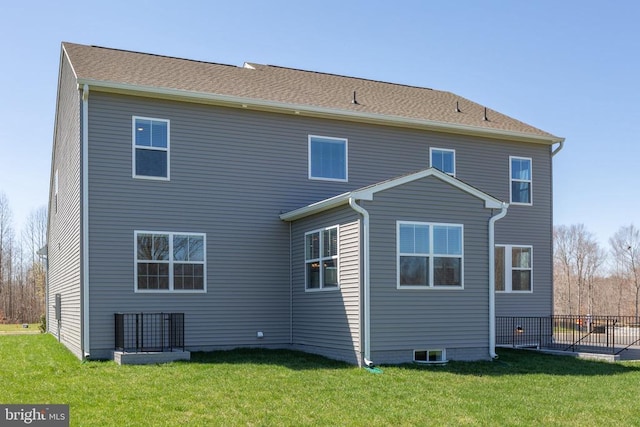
[187,348,354,371]
[394,348,640,377]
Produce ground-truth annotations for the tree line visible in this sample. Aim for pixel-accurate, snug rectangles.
[0,192,46,324]
[554,223,640,318]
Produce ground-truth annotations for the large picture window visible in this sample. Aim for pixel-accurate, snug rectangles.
[510,156,532,205]
[495,245,532,292]
[305,226,339,290]
[308,135,347,181]
[398,222,463,288]
[133,117,170,179]
[135,231,206,292]
[430,148,456,176]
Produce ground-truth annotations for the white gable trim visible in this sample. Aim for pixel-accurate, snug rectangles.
[280,168,505,222]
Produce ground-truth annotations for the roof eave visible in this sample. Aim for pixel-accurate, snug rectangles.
[77,78,564,145]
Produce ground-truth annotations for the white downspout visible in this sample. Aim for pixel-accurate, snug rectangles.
[488,202,508,359]
[348,198,371,365]
[81,84,90,358]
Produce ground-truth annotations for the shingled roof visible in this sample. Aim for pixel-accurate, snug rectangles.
[62,42,562,144]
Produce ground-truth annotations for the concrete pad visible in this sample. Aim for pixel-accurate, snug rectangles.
[113,350,191,365]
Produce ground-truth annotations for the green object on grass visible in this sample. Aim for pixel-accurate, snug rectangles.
[364,365,383,374]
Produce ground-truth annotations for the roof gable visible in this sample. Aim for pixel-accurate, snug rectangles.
[61,42,563,144]
[280,168,506,221]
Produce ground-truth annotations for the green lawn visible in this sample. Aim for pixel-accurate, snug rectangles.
[0,323,40,334]
[2,335,640,426]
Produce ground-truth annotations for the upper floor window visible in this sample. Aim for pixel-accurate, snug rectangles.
[305,226,339,290]
[430,148,455,176]
[510,156,531,205]
[135,231,206,292]
[308,135,347,182]
[495,245,532,292]
[133,117,170,180]
[397,221,463,289]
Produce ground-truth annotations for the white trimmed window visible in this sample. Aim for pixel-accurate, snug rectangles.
[430,148,456,176]
[495,245,532,292]
[135,231,206,292]
[305,226,339,290]
[397,222,463,288]
[414,349,447,363]
[308,135,348,181]
[510,156,532,205]
[133,117,170,180]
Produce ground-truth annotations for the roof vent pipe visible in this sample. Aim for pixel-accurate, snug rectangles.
[352,91,359,105]
[483,107,489,121]
[455,101,461,113]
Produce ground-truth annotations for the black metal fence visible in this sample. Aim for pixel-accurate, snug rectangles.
[497,315,640,355]
[114,313,184,352]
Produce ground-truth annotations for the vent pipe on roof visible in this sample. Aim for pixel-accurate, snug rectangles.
[352,91,359,105]
[455,101,461,113]
[483,107,489,121]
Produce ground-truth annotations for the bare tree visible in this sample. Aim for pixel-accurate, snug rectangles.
[553,224,604,315]
[0,193,13,322]
[610,225,640,323]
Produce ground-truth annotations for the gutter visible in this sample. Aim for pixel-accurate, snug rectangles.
[81,84,90,358]
[488,203,508,359]
[77,78,563,146]
[348,198,371,366]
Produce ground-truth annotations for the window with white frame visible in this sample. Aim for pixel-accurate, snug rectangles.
[430,148,455,176]
[495,245,532,292]
[398,222,463,288]
[305,226,339,290]
[308,135,347,181]
[133,117,170,179]
[414,349,447,363]
[135,231,206,292]
[510,156,532,204]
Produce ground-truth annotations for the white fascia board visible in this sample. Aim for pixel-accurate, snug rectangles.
[280,168,504,221]
[76,78,563,145]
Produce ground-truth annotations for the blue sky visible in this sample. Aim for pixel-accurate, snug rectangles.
[0,1,638,245]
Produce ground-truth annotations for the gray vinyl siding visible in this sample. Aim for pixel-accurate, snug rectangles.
[77,87,552,359]
[290,207,361,365]
[47,54,83,358]
[362,176,493,361]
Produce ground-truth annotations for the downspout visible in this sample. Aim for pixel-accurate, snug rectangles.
[348,198,371,365]
[488,202,508,359]
[289,221,293,344]
[81,84,90,358]
[551,140,564,157]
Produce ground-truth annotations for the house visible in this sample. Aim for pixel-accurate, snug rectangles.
[46,42,564,365]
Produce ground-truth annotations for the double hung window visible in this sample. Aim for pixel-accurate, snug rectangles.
[305,226,339,290]
[398,222,463,288]
[135,231,206,292]
[133,117,170,179]
[495,245,532,292]
[510,157,532,204]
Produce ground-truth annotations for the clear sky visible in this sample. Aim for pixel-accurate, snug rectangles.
[0,1,638,246]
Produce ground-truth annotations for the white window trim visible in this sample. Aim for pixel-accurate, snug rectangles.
[397,221,464,290]
[134,230,206,293]
[509,156,532,206]
[495,244,533,293]
[429,147,456,176]
[304,225,340,292]
[414,349,448,364]
[132,116,171,181]
[308,135,348,182]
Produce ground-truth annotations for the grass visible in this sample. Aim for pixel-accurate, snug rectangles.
[0,323,40,334]
[3,335,640,426]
